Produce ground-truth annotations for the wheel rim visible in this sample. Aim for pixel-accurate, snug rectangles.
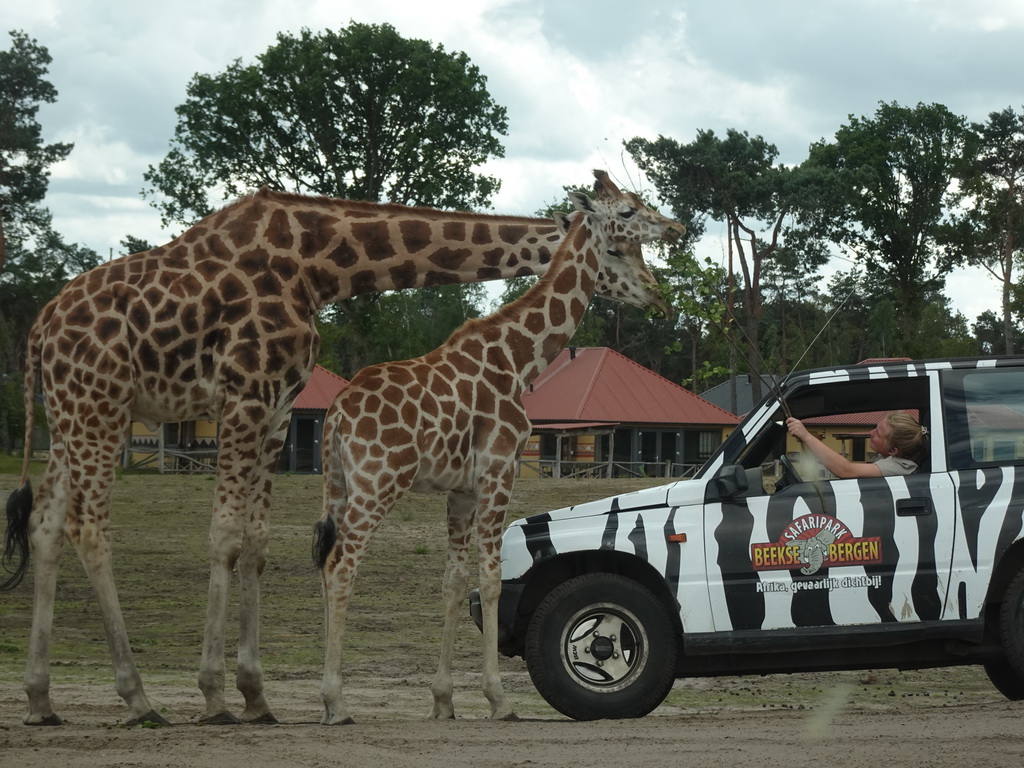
[558,601,649,692]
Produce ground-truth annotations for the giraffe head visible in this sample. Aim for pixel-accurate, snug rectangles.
[552,210,671,316]
[556,169,684,317]
[575,169,687,246]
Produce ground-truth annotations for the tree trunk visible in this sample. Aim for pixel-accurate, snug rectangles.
[1003,229,1015,355]
[0,209,6,272]
[732,218,763,403]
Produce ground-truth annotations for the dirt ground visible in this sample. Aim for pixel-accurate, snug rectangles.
[2,672,1022,768]
[2,473,1023,766]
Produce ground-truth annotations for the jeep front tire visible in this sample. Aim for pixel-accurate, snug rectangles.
[524,573,677,720]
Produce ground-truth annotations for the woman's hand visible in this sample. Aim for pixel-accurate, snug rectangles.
[786,417,810,442]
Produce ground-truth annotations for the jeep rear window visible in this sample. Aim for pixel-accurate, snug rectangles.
[956,370,1024,467]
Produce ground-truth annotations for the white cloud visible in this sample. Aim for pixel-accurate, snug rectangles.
[5,0,1020,320]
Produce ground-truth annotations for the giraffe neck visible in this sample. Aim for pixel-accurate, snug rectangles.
[446,216,603,388]
[202,188,563,310]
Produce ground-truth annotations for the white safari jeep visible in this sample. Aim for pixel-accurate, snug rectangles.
[470,357,1024,720]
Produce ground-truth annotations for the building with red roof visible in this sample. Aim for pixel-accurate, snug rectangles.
[278,365,349,473]
[129,351,739,479]
[126,365,349,474]
[520,347,738,478]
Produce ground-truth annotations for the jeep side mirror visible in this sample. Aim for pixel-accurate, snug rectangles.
[714,464,749,498]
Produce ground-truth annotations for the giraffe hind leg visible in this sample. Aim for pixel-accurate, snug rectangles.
[318,485,395,725]
[65,439,167,725]
[21,447,68,725]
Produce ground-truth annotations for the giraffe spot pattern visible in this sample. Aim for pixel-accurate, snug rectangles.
[351,221,396,261]
[399,219,432,253]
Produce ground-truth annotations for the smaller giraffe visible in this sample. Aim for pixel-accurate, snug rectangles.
[312,170,684,724]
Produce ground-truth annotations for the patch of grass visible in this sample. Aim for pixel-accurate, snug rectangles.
[0,452,31,473]
[0,470,999,711]
[0,472,660,680]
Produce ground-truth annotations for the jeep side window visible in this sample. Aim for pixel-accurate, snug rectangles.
[742,379,930,489]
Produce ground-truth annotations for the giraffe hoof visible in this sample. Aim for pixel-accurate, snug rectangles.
[26,713,63,726]
[126,710,172,727]
[495,711,520,722]
[321,714,356,725]
[243,712,279,725]
[199,711,241,725]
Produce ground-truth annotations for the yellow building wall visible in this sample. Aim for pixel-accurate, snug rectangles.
[520,435,543,478]
[126,419,219,472]
[516,426,734,478]
[784,424,877,476]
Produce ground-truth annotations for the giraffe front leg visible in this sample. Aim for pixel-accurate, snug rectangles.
[236,535,273,724]
[476,471,516,720]
[477,552,515,720]
[429,491,474,720]
[428,557,469,720]
[197,550,236,723]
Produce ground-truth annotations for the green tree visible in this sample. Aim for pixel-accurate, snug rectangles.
[943,106,1024,354]
[144,22,509,373]
[805,102,971,352]
[627,129,828,400]
[0,30,73,271]
[143,22,508,226]
[322,282,485,376]
[973,309,1024,355]
[119,235,153,257]
[818,272,871,366]
[0,31,86,453]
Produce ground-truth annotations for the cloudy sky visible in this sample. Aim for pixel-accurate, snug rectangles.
[7,0,1024,321]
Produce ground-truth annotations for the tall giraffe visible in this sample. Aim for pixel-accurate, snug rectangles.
[0,188,644,727]
[312,170,684,724]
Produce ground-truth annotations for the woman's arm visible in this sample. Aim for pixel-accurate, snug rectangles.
[785,418,882,479]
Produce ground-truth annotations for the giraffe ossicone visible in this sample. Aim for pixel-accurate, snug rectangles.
[312,169,684,725]
[1,187,633,726]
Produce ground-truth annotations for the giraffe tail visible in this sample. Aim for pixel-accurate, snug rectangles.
[2,482,32,590]
[312,516,337,571]
[313,404,345,571]
[3,309,45,590]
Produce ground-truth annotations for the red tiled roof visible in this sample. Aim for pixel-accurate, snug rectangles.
[523,347,738,426]
[532,421,618,432]
[805,411,887,427]
[292,365,349,410]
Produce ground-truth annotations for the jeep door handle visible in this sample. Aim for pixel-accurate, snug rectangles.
[896,497,932,517]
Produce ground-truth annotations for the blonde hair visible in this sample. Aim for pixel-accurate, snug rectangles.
[884,411,928,464]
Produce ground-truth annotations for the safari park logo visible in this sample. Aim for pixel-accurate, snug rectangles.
[751,514,882,576]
